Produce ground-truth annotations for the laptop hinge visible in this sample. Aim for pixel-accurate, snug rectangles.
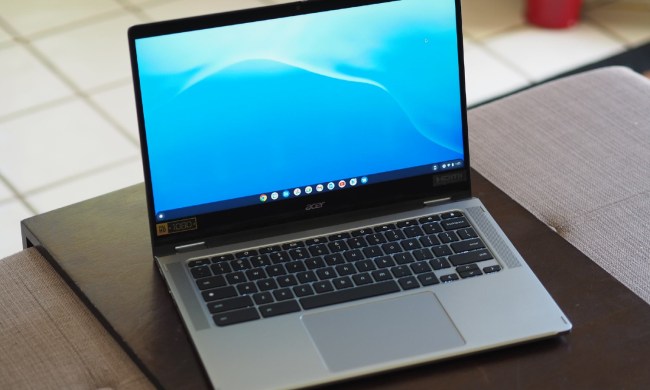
[175,241,207,253]
[423,197,452,206]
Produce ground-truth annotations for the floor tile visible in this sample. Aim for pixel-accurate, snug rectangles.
[142,0,268,22]
[90,83,140,143]
[0,0,121,37]
[0,45,73,118]
[461,0,525,39]
[463,40,530,106]
[586,2,650,46]
[32,14,142,91]
[484,22,625,82]
[26,159,144,213]
[0,99,138,193]
[0,200,34,259]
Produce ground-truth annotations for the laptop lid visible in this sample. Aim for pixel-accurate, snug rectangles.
[128,0,471,251]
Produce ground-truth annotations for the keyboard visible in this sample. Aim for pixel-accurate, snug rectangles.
[186,211,501,327]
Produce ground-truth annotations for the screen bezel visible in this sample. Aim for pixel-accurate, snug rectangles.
[128,0,471,249]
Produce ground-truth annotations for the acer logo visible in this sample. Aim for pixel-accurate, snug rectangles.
[305,202,326,211]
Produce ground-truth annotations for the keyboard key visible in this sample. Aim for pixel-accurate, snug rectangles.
[296,271,318,284]
[343,250,363,262]
[441,211,463,219]
[422,222,443,234]
[245,268,267,281]
[371,269,392,282]
[258,245,281,254]
[328,240,349,253]
[400,238,421,251]
[391,265,412,278]
[329,232,351,241]
[269,251,291,263]
[451,238,486,253]
[418,215,441,223]
[351,228,373,237]
[306,237,328,245]
[396,219,417,228]
[381,242,401,254]
[430,258,451,270]
[316,267,337,280]
[211,262,232,275]
[282,241,305,250]
[403,226,425,238]
[355,259,376,272]
[393,252,415,265]
[293,284,315,297]
[289,248,309,260]
[441,217,470,231]
[483,265,502,274]
[313,280,334,293]
[237,282,258,296]
[413,248,433,261]
[212,254,235,263]
[373,224,396,232]
[347,236,368,249]
[202,286,237,302]
[250,255,271,267]
[323,253,345,266]
[362,246,383,258]
[374,256,395,268]
[448,249,493,266]
[305,257,326,269]
[207,296,254,314]
[300,281,400,310]
[419,235,441,247]
[253,292,274,305]
[235,249,258,259]
[431,245,453,257]
[333,276,354,290]
[410,261,431,274]
[231,258,252,271]
[456,264,479,273]
[417,272,439,286]
[273,288,295,301]
[188,258,210,267]
[190,266,211,279]
[225,272,246,285]
[308,244,330,257]
[266,264,287,277]
[398,276,420,290]
[438,231,459,243]
[214,307,259,326]
[352,272,373,286]
[277,274,298,287]
[459,269,483,279]
[385,230,405,241]
[366,233,387,245]
[257,278,278,291]
[259,300,301,318]
[440,274,460,283]
[285,261,307,273]
[335,264,356,276]
[457,228,478,240]
[195,275,226,290]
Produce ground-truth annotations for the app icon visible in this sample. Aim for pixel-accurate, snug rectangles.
[316,184,324,192]
[283,190,290,198]
[432,164,439,171]
[305,186,313,194]
[361,177,368,184]
[294,188,301,196]
[271,192,279,200]
[327,182,335,190]
[338,180,346,188]
[350,178,358,186]
[260,194,268,202]
[158,213,164,220]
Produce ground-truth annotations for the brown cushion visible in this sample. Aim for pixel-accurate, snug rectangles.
[0,248,154,390]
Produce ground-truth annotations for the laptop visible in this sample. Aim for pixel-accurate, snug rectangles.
[128,0,571,388]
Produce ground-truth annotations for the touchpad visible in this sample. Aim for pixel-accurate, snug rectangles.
[302,292,465,372]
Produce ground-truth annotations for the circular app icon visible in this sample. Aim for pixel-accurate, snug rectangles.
[327,182,335,190]
[293,188,301,196]
[350,178,358,186]
[316,184,324,192]
[361,176,368,184]
[338,180,346,188]
[283,190,290,198]
[260,194,268,202]
[271,192,279,200]
[305,186,313,194]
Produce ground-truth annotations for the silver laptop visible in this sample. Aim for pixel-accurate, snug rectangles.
[128,0,571,388]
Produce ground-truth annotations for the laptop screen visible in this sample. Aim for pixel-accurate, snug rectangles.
[131,0,467,230]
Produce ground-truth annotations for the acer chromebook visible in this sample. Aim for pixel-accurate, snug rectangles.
[128,0,571,388]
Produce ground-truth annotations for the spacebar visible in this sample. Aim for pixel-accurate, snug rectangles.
[300,281,400,310]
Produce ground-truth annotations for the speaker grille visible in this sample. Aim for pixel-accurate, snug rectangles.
[466,206,521,269]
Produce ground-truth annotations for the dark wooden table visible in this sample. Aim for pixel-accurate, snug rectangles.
[21,170,650,389]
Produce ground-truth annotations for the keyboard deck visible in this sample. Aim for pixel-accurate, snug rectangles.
[186,211,501,327]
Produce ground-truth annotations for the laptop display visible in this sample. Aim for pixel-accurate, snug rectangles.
[133,0,466,224]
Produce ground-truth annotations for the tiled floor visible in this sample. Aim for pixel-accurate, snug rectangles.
[1,0,649,258]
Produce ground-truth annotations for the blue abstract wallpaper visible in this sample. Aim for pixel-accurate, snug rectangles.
[135,0,464,216]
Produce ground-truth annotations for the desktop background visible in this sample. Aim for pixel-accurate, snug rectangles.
[135,0,465,216]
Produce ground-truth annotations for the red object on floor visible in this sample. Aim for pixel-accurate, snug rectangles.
[526,0,583,29]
